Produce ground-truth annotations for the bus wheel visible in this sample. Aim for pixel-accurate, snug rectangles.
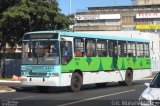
[37,86,49,92]
[123,70,133,86]
[70,72,83,92]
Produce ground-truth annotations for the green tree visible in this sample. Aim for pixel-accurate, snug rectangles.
[0,0,20,15]
[0,0,72,77]
[0,0,72,49]
[0,0,20,49]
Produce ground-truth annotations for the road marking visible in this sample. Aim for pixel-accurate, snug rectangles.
[58,89,136,106]
[13,96,35,100]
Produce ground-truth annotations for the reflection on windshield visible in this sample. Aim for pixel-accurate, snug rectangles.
[150,73,160,88]
[22,40,59,65]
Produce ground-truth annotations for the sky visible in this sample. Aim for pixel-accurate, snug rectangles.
[58,0,132,15]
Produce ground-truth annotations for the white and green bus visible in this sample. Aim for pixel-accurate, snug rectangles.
[21,30,151,92]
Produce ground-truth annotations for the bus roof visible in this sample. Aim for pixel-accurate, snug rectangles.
[25,31,149,43]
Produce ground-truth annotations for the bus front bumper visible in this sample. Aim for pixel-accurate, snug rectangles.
[21,76,60,86]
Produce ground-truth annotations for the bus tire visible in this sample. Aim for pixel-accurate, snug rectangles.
[123,70,133,86]
[37,86,49,92]
[70,72,83,92]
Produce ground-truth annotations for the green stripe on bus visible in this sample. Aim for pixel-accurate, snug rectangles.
[61,57,151,73]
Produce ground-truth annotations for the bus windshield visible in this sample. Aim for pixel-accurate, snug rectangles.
[22,40,59,65]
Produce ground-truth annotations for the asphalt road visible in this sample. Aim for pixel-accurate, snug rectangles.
[0,79,152,106]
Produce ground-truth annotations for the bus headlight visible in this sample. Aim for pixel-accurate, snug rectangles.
[46,73,59,77]
[53,73,59,77]
[47,73,51,76]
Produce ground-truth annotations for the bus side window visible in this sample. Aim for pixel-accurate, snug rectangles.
[128,53,133,57]
[86,50,90,56]
[144,43,149,57]
[74,38,84,57]
[61,41,73,65]
[127,42,136,57]
[85,39,96,57]
[97,40,107,57]
[75,51,82,56]
[108,40,117,57]
[136,43,144,57]
[118,41,127,57]
[23,43,29,58]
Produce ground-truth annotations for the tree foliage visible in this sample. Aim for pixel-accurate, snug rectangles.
[0,0,72,49]
[0,0,20,15]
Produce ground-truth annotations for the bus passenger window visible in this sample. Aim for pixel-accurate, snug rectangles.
[127,42,136,57]
[97,40,107,57]
[118,41,127,57]
[61,41,73,65]
[85,39,96,57]
[23,43,29,58]
[108,40,117,57]
[74,38,84,57]
[144,43,149,57]
[86,50,90,56]
[62,46,68,56]
[136,43,144,57]
[75,51,82,56]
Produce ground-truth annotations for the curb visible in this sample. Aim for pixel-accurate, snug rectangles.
[0,89,16,93]
[0,80,20,83]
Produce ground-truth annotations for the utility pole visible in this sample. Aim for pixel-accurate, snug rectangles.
[114,0,116,6]
[69,0,72,14]
[28,17,32,31]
